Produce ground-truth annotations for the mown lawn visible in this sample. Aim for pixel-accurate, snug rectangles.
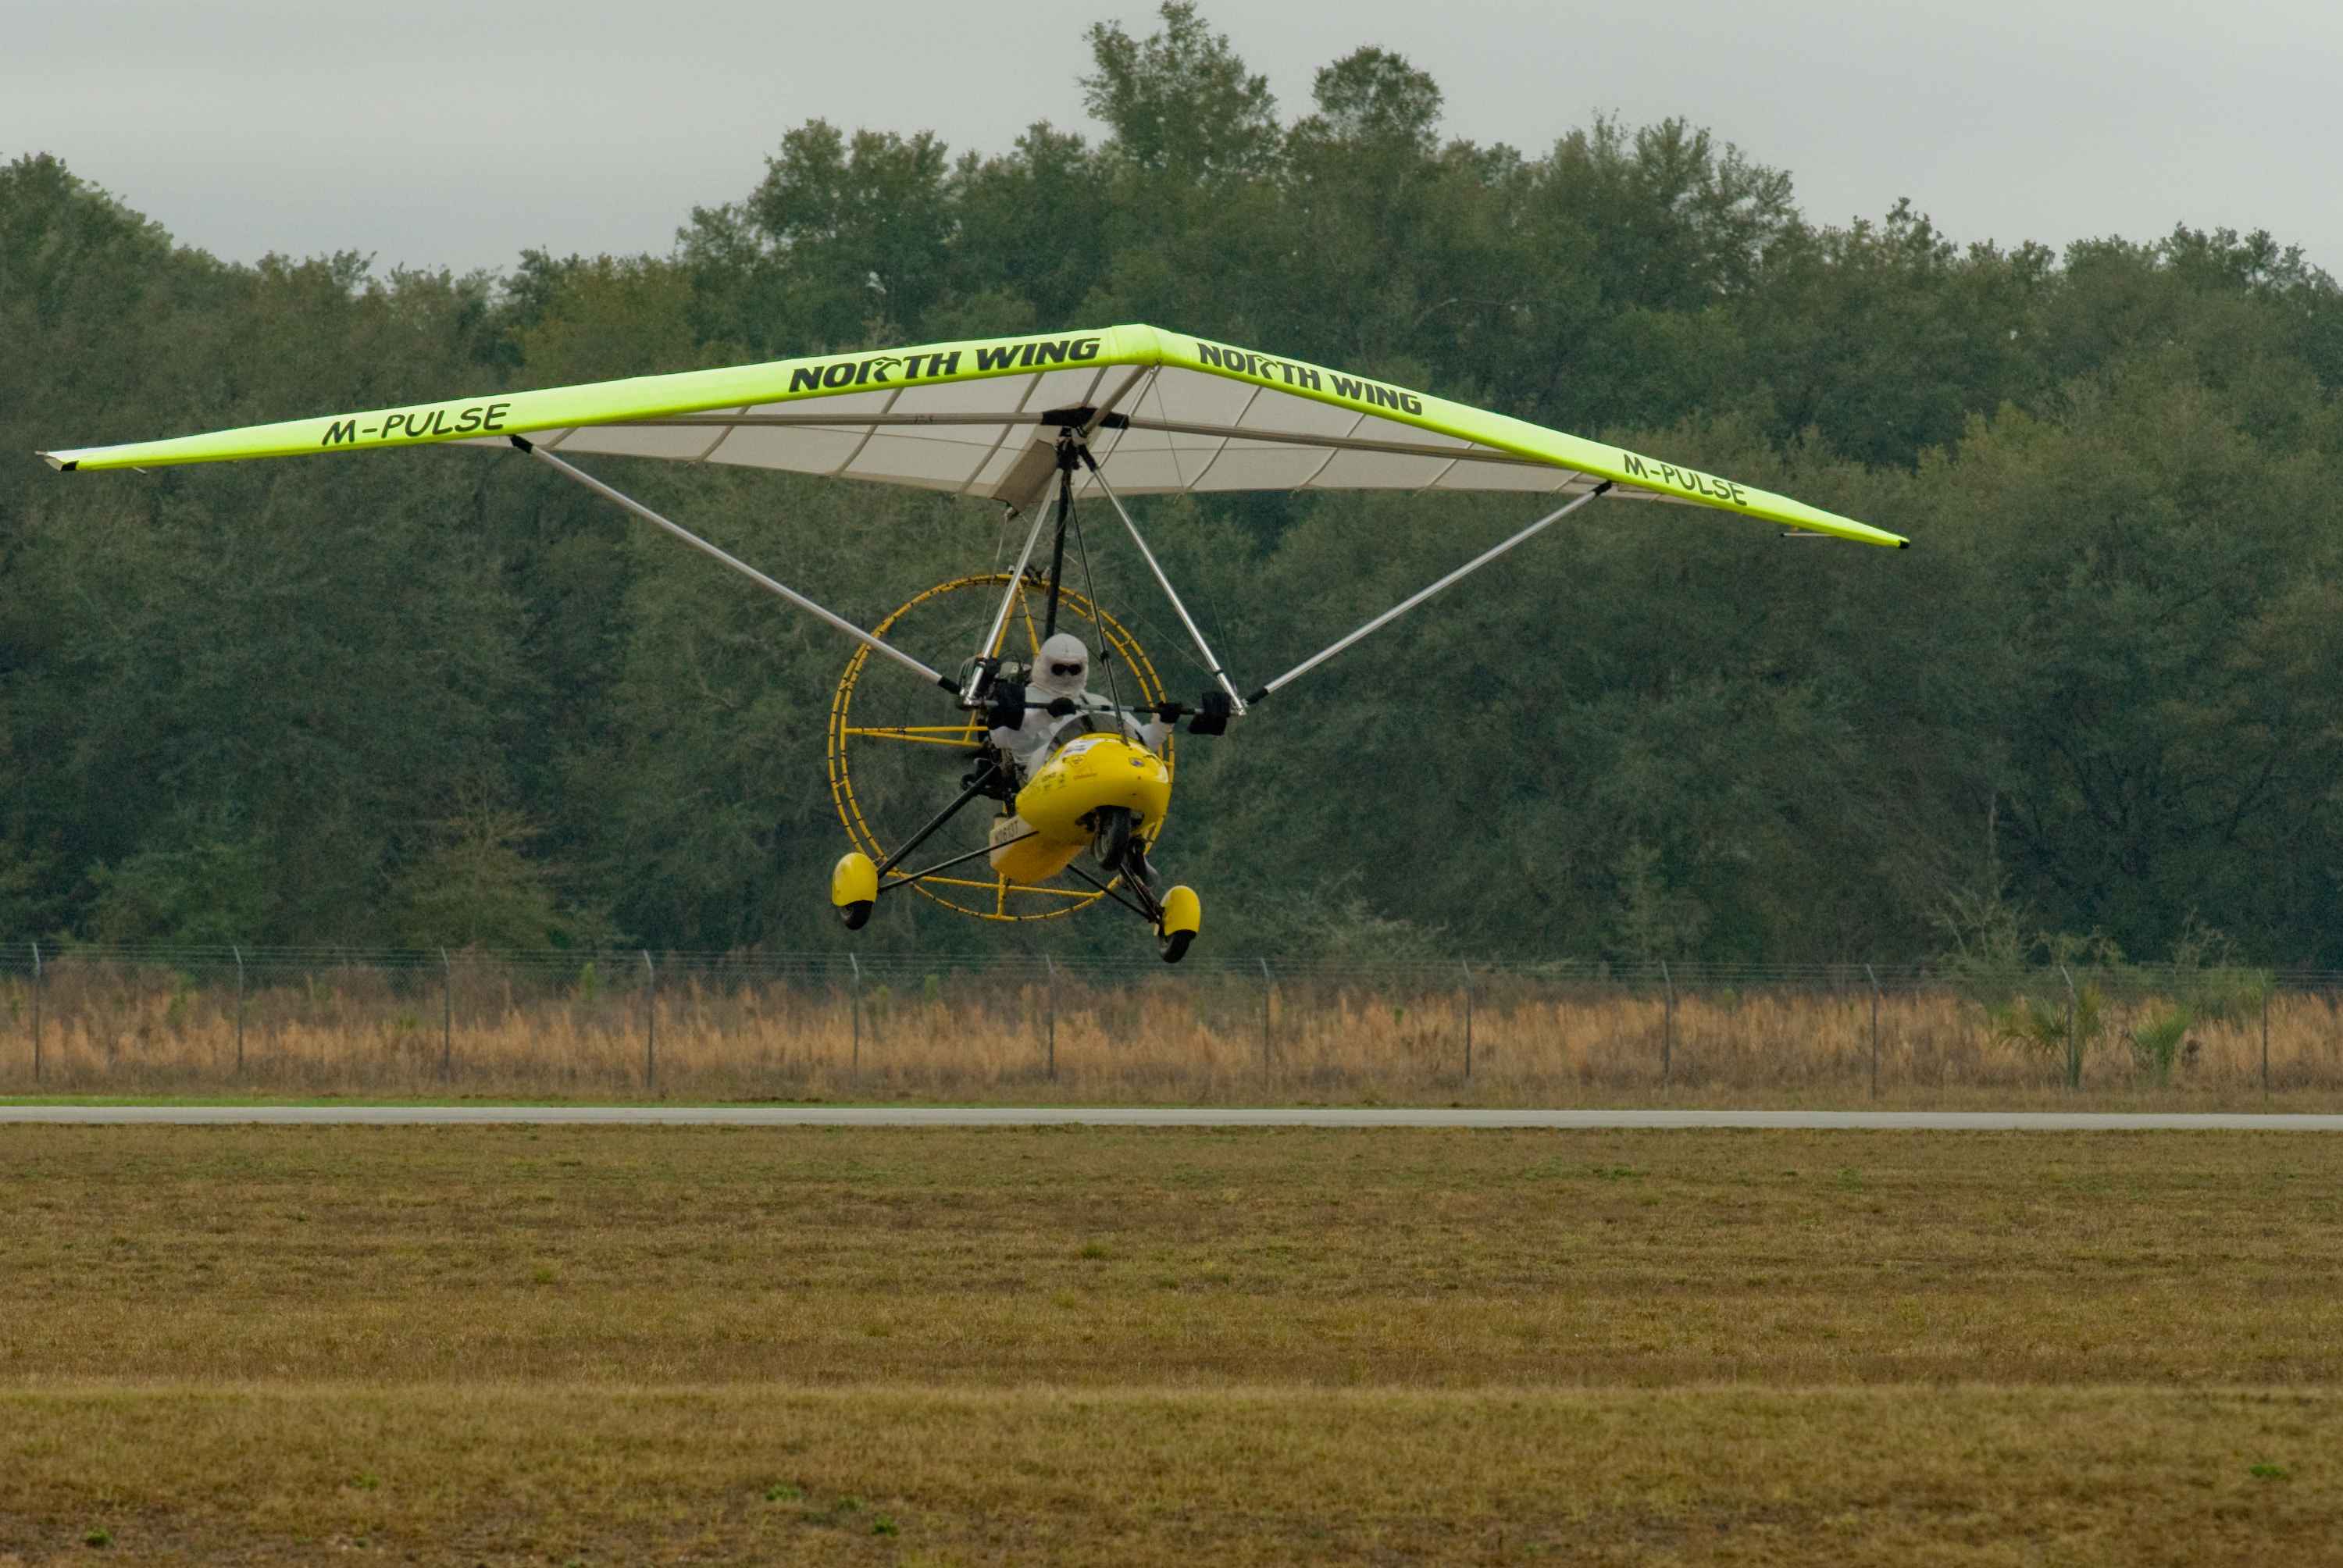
[4,1127,2339,1563]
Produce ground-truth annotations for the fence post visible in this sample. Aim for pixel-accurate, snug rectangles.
[1044,955,1057,1081]
[2059,964,2079,1090]
[440,948,453,1082]
[233,944,246,1078]
[1259,957,1274,1083]
[849,953,862,1079]
[29,940,41,1084]
[2262,982,2270,1099]
[1461,960,1474,1083]
[1865,963,1879,1099]
[1660,960,1673,1090]
[642,949,656,1094]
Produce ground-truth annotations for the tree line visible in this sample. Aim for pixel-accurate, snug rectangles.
[5,3,2341,967]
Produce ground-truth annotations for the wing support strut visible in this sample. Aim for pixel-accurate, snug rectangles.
[1078,447,1248,717]
[883,830,1034,893]
[515,437,950,690]
[873,761,1007,882]
[1254,482,1613,702]
[968,470,1060,702]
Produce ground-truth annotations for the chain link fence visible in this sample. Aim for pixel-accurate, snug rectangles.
[3,943,2340,1100]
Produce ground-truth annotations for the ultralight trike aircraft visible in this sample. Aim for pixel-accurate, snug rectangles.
[40,323,1906,960]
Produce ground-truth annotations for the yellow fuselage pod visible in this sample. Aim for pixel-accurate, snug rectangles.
[990,734,1171,885]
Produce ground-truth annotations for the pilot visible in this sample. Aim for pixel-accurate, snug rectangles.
[986,631,1171,782]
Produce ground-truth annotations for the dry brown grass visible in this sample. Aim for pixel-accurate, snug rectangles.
[8,965,2343,1105]
[6,1385,2335,1566]
[5,1126,2343,1562]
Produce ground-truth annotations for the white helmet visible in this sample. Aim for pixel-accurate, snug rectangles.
[1032,633,1089,700]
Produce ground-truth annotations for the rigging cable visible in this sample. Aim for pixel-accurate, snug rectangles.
[1065,493,1128,719]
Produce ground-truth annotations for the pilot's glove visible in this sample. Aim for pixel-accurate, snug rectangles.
[1046,697,1078,717]
[986,681,1028,730]
[1187,690,1232,736]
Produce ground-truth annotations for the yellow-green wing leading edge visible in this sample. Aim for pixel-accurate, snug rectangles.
[39,323,1906,548]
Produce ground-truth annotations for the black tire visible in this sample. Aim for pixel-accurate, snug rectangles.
[1092,806,1135,874]
[1157,927,1193,964]
[835,900,874,931]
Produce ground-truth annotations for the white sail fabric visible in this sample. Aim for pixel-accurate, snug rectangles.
[490,358,1614,509]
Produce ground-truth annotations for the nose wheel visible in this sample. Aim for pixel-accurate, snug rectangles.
[1092,805,1136,875]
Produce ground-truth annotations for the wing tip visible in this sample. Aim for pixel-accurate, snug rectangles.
[37,452,76,472]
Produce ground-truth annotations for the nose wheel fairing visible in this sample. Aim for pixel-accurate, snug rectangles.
[1012,735,1172,847]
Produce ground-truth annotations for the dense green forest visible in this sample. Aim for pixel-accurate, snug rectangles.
[7,5,2343,966]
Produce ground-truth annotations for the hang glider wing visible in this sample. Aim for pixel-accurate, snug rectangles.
[38,323,1906,547]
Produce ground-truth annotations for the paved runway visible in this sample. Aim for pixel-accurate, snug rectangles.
[6,1105,2343,1130]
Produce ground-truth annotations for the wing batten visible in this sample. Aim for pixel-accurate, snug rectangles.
[688,415,739,465]
[953,367,1051,499]
[1184,382,1268,493]
[829,383,903,480]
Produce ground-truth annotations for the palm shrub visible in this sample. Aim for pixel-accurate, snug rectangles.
[2125,1005,2194,1086]
[1991,982,2106,1089]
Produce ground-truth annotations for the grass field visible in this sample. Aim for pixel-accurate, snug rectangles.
[5,1126,2341,1563]
[9,968,2343,1104]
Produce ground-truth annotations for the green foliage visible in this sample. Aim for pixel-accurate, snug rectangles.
[9,12,2343,966]
[2126,1006,2194,1086]
[87,836,268,947]
[1988,994,2067,1060]
[1082,3,1280,184]
[1218,882,1450,967]
[1931,882,2030,996]
[1991,982,2106,1088]
[386,782,604,951]
[2163,918,2273,1024]
[1610,840,1710,964]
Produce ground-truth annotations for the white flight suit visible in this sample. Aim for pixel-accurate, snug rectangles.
[988,632,1170,785]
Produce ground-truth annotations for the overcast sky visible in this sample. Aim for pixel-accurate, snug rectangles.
[10,0,2337,280]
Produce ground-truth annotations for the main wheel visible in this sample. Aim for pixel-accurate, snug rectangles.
[826,573,1173,922]
[1156,885,1201,964]
[830,851,877,930]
